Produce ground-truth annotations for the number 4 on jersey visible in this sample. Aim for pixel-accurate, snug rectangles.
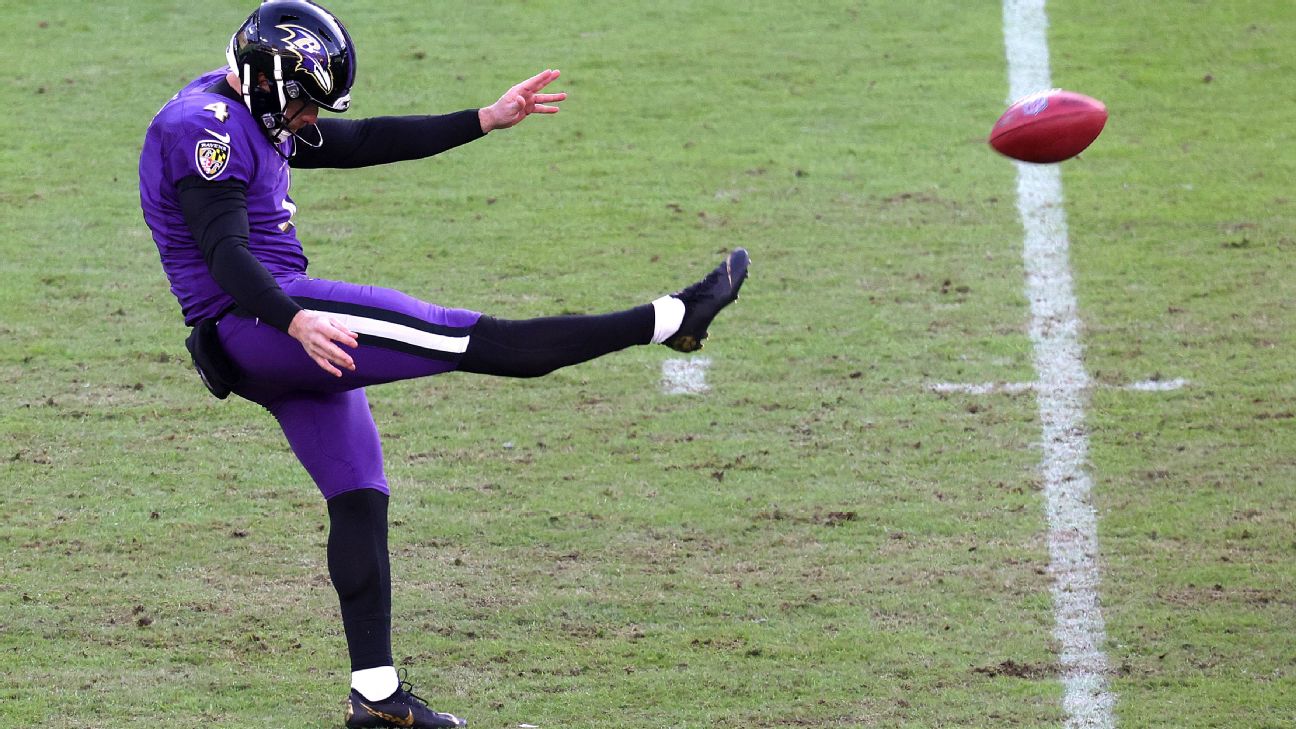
[204,102,230,123]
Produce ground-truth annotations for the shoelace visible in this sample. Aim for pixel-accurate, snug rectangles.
[395,669,432,709]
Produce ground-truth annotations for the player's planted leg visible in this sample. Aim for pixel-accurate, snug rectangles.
[662,248,749,353]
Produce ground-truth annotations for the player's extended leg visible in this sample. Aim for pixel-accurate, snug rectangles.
[459,247,751,375]
[216,248,748,391]
[457,307,652,376]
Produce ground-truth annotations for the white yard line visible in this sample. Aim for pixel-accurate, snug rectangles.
[1002,1,1116,726]
[661,357,712,395]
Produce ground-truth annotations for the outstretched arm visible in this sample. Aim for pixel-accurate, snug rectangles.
[291,69,567,169]
[291,111,484,169]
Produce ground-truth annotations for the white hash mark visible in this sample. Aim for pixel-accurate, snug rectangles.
[661,357,711,395]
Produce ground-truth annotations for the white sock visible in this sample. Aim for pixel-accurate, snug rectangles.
[650,295,686,344]
[352,665,399,701]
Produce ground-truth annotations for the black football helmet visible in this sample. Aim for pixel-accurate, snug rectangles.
[226,0,356,145]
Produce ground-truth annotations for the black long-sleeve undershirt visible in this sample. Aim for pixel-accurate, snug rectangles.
[176,176,302,332]
[291,111,485,168]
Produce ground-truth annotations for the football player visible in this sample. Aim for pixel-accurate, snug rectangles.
[138,1,748,727]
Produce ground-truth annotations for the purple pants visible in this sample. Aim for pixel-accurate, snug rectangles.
[217,277,482,500]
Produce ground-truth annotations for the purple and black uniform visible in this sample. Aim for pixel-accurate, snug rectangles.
[141,7,682,712]
[140,69,488,499]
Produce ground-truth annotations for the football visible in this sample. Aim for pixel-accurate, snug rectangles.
[988,90,1107,163]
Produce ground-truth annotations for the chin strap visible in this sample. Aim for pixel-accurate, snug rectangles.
[265,92,326,158]
[265,121,324,161]
[293,122,324,149]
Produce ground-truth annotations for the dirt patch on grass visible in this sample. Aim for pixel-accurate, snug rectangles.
[1158,584,1290,608]
[973,659,1057,680]
[754,507,858,527]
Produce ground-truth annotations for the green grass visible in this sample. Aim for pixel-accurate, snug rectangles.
[1,1,1293,727]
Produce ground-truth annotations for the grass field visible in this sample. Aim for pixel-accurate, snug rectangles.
[2,1,1294,727]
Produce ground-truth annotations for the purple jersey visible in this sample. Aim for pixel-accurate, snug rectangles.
[139,69,308,325]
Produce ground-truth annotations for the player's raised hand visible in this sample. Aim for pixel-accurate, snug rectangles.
[288,309,359,377]
[478,69,565,132]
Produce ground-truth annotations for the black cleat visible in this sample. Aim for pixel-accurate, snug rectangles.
[345,680,467,728]
[663,247,750,353]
